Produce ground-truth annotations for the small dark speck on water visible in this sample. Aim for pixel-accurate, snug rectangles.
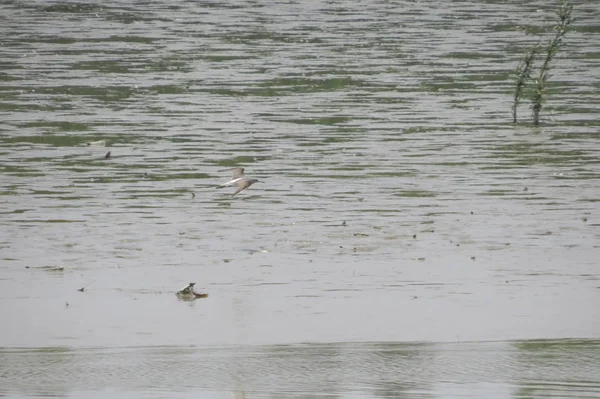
[104,151,111,159]
[524,187,529,191]
[471,256,476,260]
[78,281,94,292]
[582,218,588,222]
[191,192,195,198]
[413,234,417,239]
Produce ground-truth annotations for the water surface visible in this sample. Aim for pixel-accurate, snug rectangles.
[2,340,600,398]
[1,0,599,397]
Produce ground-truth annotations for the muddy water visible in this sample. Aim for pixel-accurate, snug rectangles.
[2,340,600,398]
[1,0,600,397]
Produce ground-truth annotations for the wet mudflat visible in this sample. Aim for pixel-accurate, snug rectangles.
[1,0,599,397]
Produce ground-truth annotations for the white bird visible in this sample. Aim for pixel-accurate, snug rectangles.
[218,168,260,196]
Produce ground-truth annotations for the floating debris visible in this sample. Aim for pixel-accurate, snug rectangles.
[85,140,106,147]
[176,282,208,300]
[104,151,111,159]
[245,248,268,255]
[77,280,95,292]
[26,265,64,272]
[353,233,369,237]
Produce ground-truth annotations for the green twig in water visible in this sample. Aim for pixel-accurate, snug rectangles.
[531,0,573,125]
[512,45,539,123]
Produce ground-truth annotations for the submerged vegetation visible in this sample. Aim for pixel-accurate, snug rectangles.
[512,0,573,125]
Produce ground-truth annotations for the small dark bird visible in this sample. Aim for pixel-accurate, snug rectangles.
[104,151,111,159]
[218,167,260,196]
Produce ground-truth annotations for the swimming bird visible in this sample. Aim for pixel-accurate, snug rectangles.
[218,167,260,196]
[176,282,208,299]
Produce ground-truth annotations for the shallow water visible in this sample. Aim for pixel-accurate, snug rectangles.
[2,340,600,399]
[1,0,600,397]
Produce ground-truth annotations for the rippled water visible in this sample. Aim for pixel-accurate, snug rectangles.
[1,0,600,397]
[2,340,600,399]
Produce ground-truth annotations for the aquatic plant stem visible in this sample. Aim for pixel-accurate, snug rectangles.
[512,46,538,123]
[531,0,573,125]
